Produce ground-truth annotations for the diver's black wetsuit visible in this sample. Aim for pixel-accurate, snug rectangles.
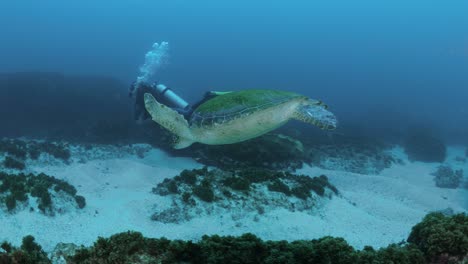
[130,82,166,121]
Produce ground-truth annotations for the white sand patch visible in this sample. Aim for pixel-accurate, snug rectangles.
[0,146,201,252]
[0,144,466,252]
[294,146,467,248]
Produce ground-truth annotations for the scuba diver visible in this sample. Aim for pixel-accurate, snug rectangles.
[129,41,229,122]
[129,81,226,122]
[130,41,230,121]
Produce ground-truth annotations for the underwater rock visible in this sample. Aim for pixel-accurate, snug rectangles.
[0,172,86,215]
[0,139,71,171]
[69,143,153,163]
[305,135,400,175]
[1,212,465,263]
[68,231,427,264]
[184,133,308,171]
[69,231,162,264]
[435,207,455,216]
[403,131,446,163]
[3,156,26,170]
[151,167,338,223]
[431,165,463,189]
[0,140,159,187]
[0,235,50,264]
[407,212,468,263]
[150,206,189,224]
[50,243,82,264]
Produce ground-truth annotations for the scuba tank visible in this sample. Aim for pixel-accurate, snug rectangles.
[129,81,191,121]
[154,84,189,110]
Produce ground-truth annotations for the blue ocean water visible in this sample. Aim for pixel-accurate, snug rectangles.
[1,0,468,143]
[0,1,467,261]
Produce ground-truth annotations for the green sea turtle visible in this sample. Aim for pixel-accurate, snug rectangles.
[144,89,337,149]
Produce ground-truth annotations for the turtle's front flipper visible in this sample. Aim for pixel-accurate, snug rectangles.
[293,101,337,130]
[144,93,195,149]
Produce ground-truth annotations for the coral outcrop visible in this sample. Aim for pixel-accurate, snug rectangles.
[408,212,468,263]
[151,167,338,223]
[0,235,50,264]
[1,212,465,263]
[0,139,70,171]
[305,135,401,175]
[431,165,463,189]
[68,232,426,264]
[0,172,86,214]
[186,133,308,171]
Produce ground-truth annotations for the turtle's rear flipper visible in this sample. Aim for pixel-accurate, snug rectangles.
[144,93,194,149]
[293,103,337,130]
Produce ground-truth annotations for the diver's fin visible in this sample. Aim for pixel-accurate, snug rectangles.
[144,93,194,149]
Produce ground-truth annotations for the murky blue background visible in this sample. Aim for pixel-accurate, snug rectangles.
[1,1,467,143]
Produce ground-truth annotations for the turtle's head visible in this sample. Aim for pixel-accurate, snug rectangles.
[295,100,338,130]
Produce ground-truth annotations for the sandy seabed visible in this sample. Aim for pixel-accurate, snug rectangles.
[0,144,467,253]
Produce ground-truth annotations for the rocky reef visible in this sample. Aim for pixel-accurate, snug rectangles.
[0,172,85,215]
[183,133,308,171]
[151,167,338,223]
[431,165,464,189]
[0,139,71,171]
[0,235,50,264]
[68,232,425,264]
[180,131,401,175]
[1,212,465,264]
[302,134,402,175]
[408,212,468,264]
